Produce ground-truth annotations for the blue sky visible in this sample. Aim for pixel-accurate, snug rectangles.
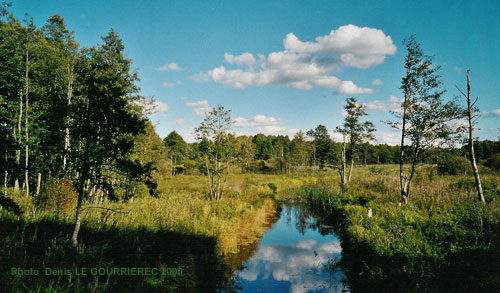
[10,0,500,143]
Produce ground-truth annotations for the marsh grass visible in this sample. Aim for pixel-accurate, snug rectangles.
[3,166,498,290]
[294,165,500,290]
[0,172,322,291]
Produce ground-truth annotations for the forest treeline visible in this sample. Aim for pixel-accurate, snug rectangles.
[165,130,500,175]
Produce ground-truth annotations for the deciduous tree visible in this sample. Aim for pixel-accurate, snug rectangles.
[390,35,462,204]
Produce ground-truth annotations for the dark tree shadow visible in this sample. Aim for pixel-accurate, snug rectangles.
[0,219,236,292]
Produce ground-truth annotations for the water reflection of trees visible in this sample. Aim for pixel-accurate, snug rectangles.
[282,202,335,236]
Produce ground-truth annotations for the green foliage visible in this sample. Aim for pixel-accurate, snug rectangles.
[437,153,472,175]
[307,125,335,168]
[195,105,236,200]
[164,130,188,175]
[485,153,500,172]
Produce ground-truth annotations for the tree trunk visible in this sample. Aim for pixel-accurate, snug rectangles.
[465,70,485,203]
[173,157,176,176]
[24,48,29,195]
[3,151,7,196]
[340,134,347,186]
[400,89,409,204]
[72,161,89,247]
[36,172,41,196]
[347,158,354,183]
[206,160,213,200]
[14,91,23,191]
[72,175,85,246]
[63,67,73,172]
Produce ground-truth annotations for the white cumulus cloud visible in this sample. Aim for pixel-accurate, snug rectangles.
[283,24,396,68]
[224,52,256,68]
[329,130,344,143]
[185,100,212,117]
[372,79,383,86]
[192,25,395,93]
[337,80,373,94]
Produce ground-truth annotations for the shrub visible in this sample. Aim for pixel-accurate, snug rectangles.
[437,154,471,175]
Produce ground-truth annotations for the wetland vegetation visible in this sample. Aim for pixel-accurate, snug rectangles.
[1,2,500,292]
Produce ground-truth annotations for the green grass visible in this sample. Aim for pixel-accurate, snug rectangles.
[292,165,500,290]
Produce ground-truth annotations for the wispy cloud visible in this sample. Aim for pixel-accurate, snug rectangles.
[364,95,403,113]
[233,114,288,133]
[372,79,383,86]
[186,100,209,107]
[482,108,500,117]
[155,62,181,71]
[376,132,400,145]
[185,100,212,117]
[150,101,169,114]
[193,107,212,117]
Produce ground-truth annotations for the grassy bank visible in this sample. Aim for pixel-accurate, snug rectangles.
[293,165,500,290]
[0,172,322,291]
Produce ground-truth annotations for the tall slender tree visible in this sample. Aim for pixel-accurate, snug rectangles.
[195,104,234,200]
[70,30,145,246]
[456,70,485,203]
[336,97,375,185]
[390,35,462,204]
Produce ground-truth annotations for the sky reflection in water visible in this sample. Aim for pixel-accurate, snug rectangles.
[234,203,348,292]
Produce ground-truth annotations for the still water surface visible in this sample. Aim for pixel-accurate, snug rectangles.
[233,202,349,292]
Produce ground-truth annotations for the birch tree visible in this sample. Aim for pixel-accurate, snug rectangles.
[195,105,234,200]
[390,35,462,204]
[456,70,485,203]
[70,30,145,246]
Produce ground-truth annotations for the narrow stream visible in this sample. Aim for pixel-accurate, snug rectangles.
[233,202,349,292]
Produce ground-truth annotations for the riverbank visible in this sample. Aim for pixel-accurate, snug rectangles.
[292,165,500,290]
[0,173,323,291]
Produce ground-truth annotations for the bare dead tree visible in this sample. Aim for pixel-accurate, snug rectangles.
[456,70,485,203]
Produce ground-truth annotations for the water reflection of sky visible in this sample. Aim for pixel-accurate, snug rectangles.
[234,204,348,292]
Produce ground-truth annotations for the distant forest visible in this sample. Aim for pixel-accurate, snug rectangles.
[165,130,500,174]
